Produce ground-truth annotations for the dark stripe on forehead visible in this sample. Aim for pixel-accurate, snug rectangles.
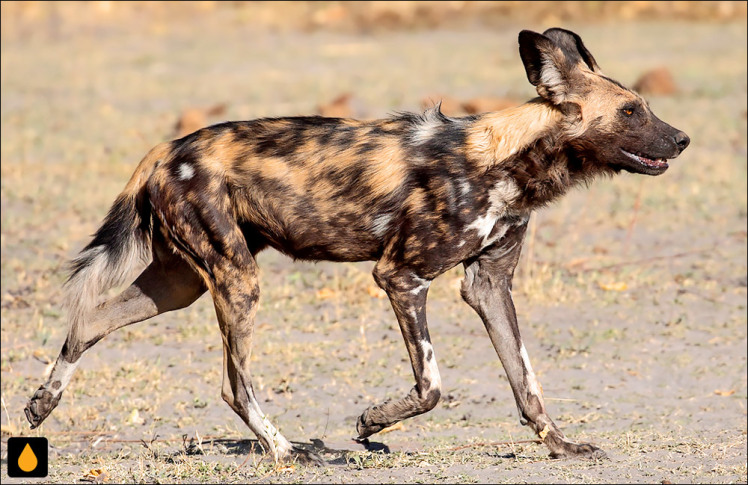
[600,75,631,92]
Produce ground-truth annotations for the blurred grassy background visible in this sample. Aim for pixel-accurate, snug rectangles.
[2,1,746,37]
[1,2,746,483]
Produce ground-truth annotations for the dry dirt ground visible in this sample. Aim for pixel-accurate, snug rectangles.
[1,5,746,484]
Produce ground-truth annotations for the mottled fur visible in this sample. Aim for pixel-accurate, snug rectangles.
[26,28,689,463]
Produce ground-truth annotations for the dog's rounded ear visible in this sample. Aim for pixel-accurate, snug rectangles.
[519,30,550,87]
[542,28,601,73]
[518,30,571,104]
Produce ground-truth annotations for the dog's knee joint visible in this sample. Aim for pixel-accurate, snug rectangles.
[421,388,441,411]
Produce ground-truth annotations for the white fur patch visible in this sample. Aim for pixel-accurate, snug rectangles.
[245,392,293,459]
[465,179,521,247]
[520,343,542,396]
[178,163,195,180]
[420,340,441,391]
[412,118,440,144]
[65,245,109,328]
[65,230,150,343]
[539,50,566,101]
[409,275,431,295]
[411,106,450,144]
[371,214,392,238]
[47,356,82,396]
[409,308,419,325]
[540,62,564,91]
[466,213,498,243]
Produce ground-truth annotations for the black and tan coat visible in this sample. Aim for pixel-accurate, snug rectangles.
[26,28,689,462]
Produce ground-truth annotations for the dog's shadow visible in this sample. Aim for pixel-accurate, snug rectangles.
[204,437,391,466]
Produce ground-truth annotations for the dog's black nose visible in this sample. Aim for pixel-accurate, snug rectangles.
[674,131,690,151]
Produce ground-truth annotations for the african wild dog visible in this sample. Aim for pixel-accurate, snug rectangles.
[25,28,689,462]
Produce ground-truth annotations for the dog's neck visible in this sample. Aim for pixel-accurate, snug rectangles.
[466,98,563,169]
[467,98,612,211]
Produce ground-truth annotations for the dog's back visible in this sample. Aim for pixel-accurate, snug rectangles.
[149,110,489,263]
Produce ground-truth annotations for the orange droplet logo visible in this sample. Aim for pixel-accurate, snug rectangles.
[18,443,38,472]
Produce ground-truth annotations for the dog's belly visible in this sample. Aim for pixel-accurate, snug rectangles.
[242,209,388,262]
[268,228,384,262]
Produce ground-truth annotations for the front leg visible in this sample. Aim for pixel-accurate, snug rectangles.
[461,225,606,459]
[356,264,442,440]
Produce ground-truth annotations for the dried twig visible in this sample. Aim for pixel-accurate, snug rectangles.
[234,440,259,472]
[579,246,715,273]
[447,438,542,452]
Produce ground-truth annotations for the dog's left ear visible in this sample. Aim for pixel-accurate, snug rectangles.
[519,29,601,104]
[542,28,601,73]
[519,30,576,104]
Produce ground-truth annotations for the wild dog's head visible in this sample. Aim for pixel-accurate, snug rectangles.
[518,28,689,175]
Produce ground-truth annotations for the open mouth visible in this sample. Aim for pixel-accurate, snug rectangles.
[620,149,669,170]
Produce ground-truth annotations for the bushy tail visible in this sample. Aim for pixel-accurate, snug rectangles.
[63,143,171,337]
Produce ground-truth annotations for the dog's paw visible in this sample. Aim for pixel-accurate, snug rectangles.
[355,407,387,440]
[24,387,61,429]
[281,445,325,466]
[549,440,608,460]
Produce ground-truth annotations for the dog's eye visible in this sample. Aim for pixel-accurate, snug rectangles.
[622,107,634,116]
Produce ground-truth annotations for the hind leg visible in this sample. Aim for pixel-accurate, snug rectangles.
[211,254,291,457]
[25,242,206,428]
[155,191,304,462]
[208,249,318,463]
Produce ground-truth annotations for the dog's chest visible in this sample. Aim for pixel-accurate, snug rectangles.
[456,178,528,253]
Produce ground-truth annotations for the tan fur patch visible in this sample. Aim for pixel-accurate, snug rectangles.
[257,156,309,192]
[366,143,407,198]
[467,101,562,168]
[405,188,427,216]
[123,142,173,196]
[202,131,236,175]
[576,72,642,133]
